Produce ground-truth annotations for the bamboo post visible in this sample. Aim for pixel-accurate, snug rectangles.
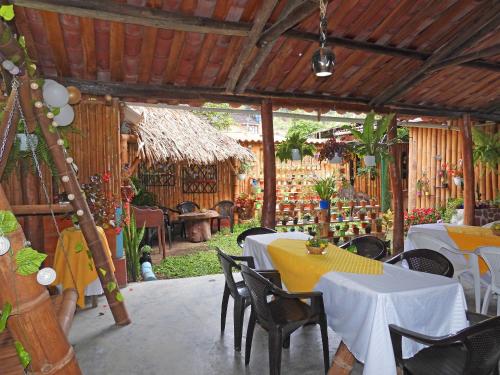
[0,85,20,176]
[440,128,446,206]
[407,128,416,210]
[19,75,131,325]
[459,114,475,225]
[445,123,452,203]
[388,115,404,253]
[0,185,82,374]
[415,128,422,208]
[451,124,458,198]
[261,99,276,229]
[430,129,437,207]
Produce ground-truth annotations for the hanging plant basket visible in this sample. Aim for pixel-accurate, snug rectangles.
[291,148,301,161]
[237,173,246,181]
[453,177,463,186]
[16,133,38,152]
[329,153,342,164]
[364,155,376,167]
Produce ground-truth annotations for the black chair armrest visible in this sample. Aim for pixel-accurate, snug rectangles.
[466,310,492,325]
[385,253,403,264]
[230,255,256,269]
[389,324,460,346]
[257,270,282,288]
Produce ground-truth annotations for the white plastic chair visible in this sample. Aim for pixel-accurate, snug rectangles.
[477,246,500,315]
[407,232,483,312]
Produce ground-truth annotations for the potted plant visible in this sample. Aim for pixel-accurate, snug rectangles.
[281,216,288,226]
[338,214,343,222]
[370,198,377,207]
[349,199,356,209]
[449,162,464,186]
[305,237,329,255]
[335,198,343,211]
[416,179,424,196]
[358,208,367,221]
[360,221,368,229]
[357,166,378,181]
[370,211,378,219]
[276,130,316,162]
[318,137,351,164]
[303,213,312,223]
[438,163,449,188]
[341,111,395,167]
[352,224,360,235]
[293,216,299,225]
[237,161,252,180]
[472,127,500,170]
[313,176,336,209]
[139,245,153,265]
[375,218,383,232]
[335,224,341,231]
[365,224,372,234]
[360,199,367,208]
[123,212,145,282]
[331,212,337,221]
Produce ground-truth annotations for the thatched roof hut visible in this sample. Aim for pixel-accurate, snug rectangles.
[125,104,254,166]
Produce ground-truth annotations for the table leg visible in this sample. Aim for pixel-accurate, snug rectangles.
[328,342,355,375]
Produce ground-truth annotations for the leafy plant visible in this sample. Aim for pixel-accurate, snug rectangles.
[193,103,235,130]
[15,247,47,275]
[238,161,253,174]
[123,212,145,282]
[442,198,464,223]
[276,130,316,162]
[81,174,119,228]
[342,112,396,160]
[472,127,500,171]
[318,137,352,161]
[130,176,157,206]
[312,176,336,201]
[356,166,378,180]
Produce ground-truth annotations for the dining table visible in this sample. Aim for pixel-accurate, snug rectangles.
[243,232,468,375]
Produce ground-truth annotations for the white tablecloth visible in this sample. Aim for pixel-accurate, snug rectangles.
[244,233,468,375]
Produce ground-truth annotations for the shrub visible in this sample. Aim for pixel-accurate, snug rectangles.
[404,208,441,230]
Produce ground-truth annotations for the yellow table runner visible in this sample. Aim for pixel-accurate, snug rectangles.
[445,225,500,274]
[53,226,115,307]
[267,239,383,292]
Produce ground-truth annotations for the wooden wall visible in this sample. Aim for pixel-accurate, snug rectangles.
[2,98,122,205]
[408,121,499,209]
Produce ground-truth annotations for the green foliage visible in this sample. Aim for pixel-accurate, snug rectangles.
[312,176,336,201]
[356,166,378,179]
[472,127,500,171]
[342,112,395,160]
[286,119,322,138]
[276,130,316,162]
[0,210,18,234]
[397,127,409,142]
[0,5,15,21]
[130,176,157,206]
[0,302,12,333]
[194,103,235,130]
[15,247,47,276]
[123,213,145,282]
[442,198,464,223]
[15,341,31,369]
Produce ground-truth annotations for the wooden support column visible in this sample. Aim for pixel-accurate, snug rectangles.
[459,113,475,225]
[388,115,404,253]
[0,185,82,374]
[20,160,44,251]
[18,75,131,326]
[261,99,276,229]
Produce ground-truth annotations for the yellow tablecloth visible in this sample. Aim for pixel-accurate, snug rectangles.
[267,239,383,292]
[445,225,500,274]
[53,226,115,307]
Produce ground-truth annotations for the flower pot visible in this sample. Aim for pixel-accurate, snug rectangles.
[370,212,377,219]
[329,153,342,164]
[338,216,343,222]
[281,219,287,226]
[453,177,463,186]
[331,213,337,221]
[365,226,371,234]
[336,201,343,210]
[364,155,376,167]
[349,200,355,208]
[416,191,422,197]
[291,148,301,161]
[237,173,246,180]
[293,217,298,225]
[353,227,360,235]
[335,225,340,231]
[370,199,376,206]
[361,200,367,207]
[361,222,367,228]
[359,213,366,221]
[319,199,330,210]
[376,224,383,232]
[17,133,38,151]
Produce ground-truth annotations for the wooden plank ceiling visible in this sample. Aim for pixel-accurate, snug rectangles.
[11,0,500,120]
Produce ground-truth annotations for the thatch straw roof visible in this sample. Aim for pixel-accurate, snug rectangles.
[125,104,254,165]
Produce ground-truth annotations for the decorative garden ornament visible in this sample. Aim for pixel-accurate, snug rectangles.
[67,86,82,105]
[36,267,56,285]
[291,148,301,160]
[43,79,69,108]
[53,104,74,126]
[0,236,11,256]
[16,133,38,151]
[364,155,376,167]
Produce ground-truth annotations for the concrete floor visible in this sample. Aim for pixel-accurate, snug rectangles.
[69,274,360,375]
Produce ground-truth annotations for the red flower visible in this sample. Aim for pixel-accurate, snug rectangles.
[103,172,111,183]
[115,227,122,235]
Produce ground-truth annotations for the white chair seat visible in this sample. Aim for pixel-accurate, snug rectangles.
[477,246,500,316]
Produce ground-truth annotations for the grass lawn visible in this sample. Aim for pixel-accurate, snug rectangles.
[153,221,258,279]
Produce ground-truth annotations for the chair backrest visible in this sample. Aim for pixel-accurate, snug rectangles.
[461,315,500,375]
[401,248,454,278]
[131,205,164,228]
[176,201,199,214]
[214,200,234,217]
[236,227,277,248]
[240,264,276,327]
[482,221,500,228]
[477,246,500,292]
[343,235,386,260]
[216,248,242,298]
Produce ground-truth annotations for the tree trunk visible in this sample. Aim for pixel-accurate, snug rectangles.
[459,114,475,225]
[261,100,276,229]
[388,116,404,253]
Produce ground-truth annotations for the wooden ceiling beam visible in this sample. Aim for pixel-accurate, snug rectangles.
[225,0,279,93]
[12,0,251,36]
[370,1,500,107]
[59,77,500,122]
[429,44,500,72]
[234,0,318,93]
[14,0,500,73]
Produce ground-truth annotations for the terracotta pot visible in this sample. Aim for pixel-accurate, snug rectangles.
[331,213,337,221]
[353,227,360,235]
[361,222,367,228]
[370,199,376,206]
[376,224,383,232]
[361,200,367,207]
[336,201,343,210]
[349,200,355,208]
[370,212,377,219]
[359,213,366,221]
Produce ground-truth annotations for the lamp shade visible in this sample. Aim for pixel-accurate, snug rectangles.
[312,47,335,77]
[54,104,75,126]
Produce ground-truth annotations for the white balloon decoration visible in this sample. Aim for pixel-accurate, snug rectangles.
[43,79,69,108]
[68,193,75,201]
[30,82,39,90]
[66,157,73,163]
[34,101,43,108]
[61,175,69,182]
[46,111,54,119]
[2,60,14,70]
[37,267,56,286]
[76,209,84,216]
[53,104,75,126]
[0,236,10,256]
[57,139,64,145]
[9,66,20,75]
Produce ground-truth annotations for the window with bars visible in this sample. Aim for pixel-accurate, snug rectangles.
[139,164,176,187]
[182,164,218,193]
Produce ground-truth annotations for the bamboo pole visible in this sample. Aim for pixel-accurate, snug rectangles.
[19,75,131,325]
[445,123,452,203]
[261,99,276,229]
[451,123,458,198]
[20,160,44,251]
[430,129,437,207]
[388,116,404,253]
[460,114,475,225]
[440,128,446,206]
[0,185,82,374]
[435,129,441,207]
[407,129,416,210]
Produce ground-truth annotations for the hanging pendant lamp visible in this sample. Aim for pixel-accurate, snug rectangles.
[312,0,335,77]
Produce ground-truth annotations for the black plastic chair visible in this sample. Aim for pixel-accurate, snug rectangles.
[389,311,500,375]
[339,235,387,260]
[386,249,454,278]
[241,265,329,375]
[159,206,183,249]
[212,200,235,233]
[176,201,199,214]
[216,248,255,352]
[237,227,277,248]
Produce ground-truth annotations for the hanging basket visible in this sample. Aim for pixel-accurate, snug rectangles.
[329,153,342,164]
[291,148,301,161]
[364,155,376,167]
[453,177,463,186]
[16,133,38,151]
